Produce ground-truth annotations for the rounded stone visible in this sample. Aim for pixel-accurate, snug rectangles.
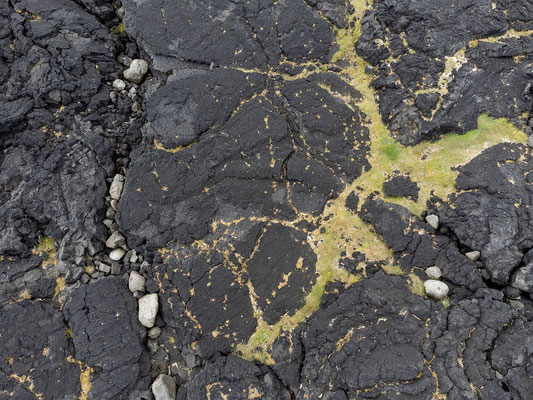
[123,59,149,84]
[139,293,159,328]
[465,250,481,262]
[148,326,161,339]
[113,79,126,91]
[424,279,449,300]
[109,248,126,261]
[425,266,442,279]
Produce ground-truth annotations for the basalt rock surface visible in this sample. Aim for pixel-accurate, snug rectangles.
[1,0,533,399]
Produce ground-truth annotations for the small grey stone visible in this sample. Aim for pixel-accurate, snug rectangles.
[511,263,532,293]
[425,214,439,230]
[424,279,449,300]
[97,262,111,274]
[140,261,150,274]
[109,248,126,261]
[106,208,116,219]
[81,273,90,284]
[116,6,125,19]
[103,219,113,228]
[509,300,524,310]
[106,231,126,249]
[129,250,139,263]
[109,174,125,200]
[124,59,149,84]
[528,135,533,148]
[505,286,521,299]
[113,79,126,91]
[148,326,161,339]
[48,89,62,102]
[132,101,141,113]
[129,87,137,95]
[152,374,176,400]
[425,266,442,279]
[110,263,122,275]
[110,199,119,210]
[147,339,159,354]
[139,293,158,328]
[480,268,491,281]
[185,353,197,369]
[129,271,146,293]
[465,250,481,262]
[119,54,132,67]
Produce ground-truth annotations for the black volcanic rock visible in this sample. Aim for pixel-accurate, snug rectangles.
[0,300,81,399]
[1,0,533,398]
[357,0,533,144]
[63,277,150,399]
[122,0,336,71]
[438,143,533,285]
[383,174,419,200]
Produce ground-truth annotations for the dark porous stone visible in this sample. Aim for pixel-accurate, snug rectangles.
[63,277,149,399]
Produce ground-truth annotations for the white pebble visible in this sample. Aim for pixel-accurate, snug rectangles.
[109,248,126,261]
[123,59,149,84]
[139,293,158,328]
[425,214,439,230]
[424,279,449,300]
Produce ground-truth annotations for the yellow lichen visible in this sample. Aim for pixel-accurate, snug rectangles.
[32,236,57,268]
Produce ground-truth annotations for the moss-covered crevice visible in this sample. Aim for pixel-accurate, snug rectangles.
[235,0,528,364]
